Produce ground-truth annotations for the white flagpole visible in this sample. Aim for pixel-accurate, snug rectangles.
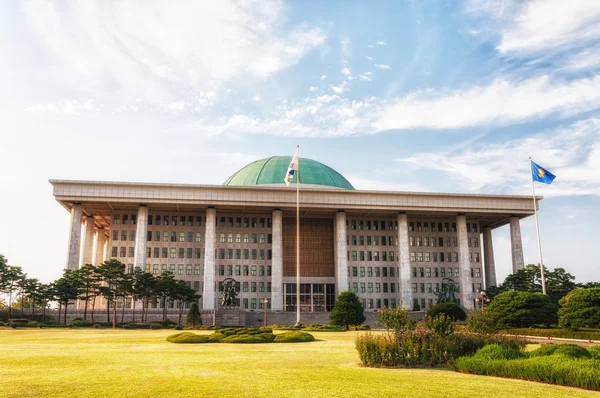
[529,157,547,295]
[296,145,301,326]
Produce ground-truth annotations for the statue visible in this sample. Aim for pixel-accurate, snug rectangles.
[437,278,460,305]
[220,278,238,307]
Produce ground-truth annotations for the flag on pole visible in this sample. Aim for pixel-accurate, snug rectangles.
[531,161,556,184]
[284,149,299,186]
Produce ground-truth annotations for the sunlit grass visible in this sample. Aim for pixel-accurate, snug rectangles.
[1,329,598,398]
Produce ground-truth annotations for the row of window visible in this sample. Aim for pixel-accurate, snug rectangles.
[409,221,479,233]
[350,266,396,278]
[410,236,479,248]
[348,235,395,246]
[218,216,271,229]
[348,250,396,262]
[409,251,480,263]
[412,282,482,294]
[218,264,272,277]
[412,266,482,278]
[219,232,272,244]
[144,264,202,275]
[217,248,272,260]
[351,282,396,294]
[112,247,274,260]
[347,220,398,231]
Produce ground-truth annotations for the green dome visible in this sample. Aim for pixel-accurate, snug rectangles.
[224,156,355,190]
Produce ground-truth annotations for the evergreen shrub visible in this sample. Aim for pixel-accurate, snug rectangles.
[166,332,209,344]
[274,331,315,343]
[426,303,466,321]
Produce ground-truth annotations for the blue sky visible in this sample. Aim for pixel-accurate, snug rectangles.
[0,0,599,284]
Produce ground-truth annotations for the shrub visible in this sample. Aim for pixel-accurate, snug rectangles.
[465,311,499,334]
[470,344,527,361]
[268,324,300,330]
[588,346,600,359]
[559,288,600,330]
[329,291,366,330]
[486,291,558,327]
[122,324,132,330]
[301,324,345,332]
[504,327,600,340]
[27,321,41,327]
[208,332,225,342]
[274,331,315,343]
[353,324,371,331]
[377,307,416,331]
[72,320,94,327]
[454,346,600,391]
[167,332,209,344]
[222,333,276,343]
[413,302,421,311]
[528,343,591,359]
[427,303,466,322]
[0,321,4,326]
[149,324,162,330]
[93,324,102,329]
[174,325,184,330]
[425,314,455,337]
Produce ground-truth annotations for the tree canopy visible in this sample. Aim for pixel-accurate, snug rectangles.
[329,291,365,330]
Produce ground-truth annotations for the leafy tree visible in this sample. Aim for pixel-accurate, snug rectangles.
[132,269,156,323]
[96,260,126,327]
[486,291,558,328]
[52,269,81,325]
[172,280,198,325]
[576,281,600,289]
[74,264,101,321]
[426,302,466,321]
[376,307,415,331]
[186,303,202,328]
[156,271,179,322]
[329,291,365,330]
[1,265,25,317]
[558,288,600,329]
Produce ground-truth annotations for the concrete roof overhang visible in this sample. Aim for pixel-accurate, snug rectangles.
[50,179,540,232]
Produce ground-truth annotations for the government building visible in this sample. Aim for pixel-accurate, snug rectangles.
[51,156,537,318]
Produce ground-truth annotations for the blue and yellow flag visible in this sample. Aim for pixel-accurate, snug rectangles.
[531,161,556,184]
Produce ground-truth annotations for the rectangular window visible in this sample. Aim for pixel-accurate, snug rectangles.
[171,232,177,242]
[227,249,233,259]
[259,265,265,276]
[128,247,135,257]
[251,265,257,276]
[235,265,241,276]
[122,214,129,225]
[178,248,184,258]
[121,231,127,241]
[440,267,446,277]
[187,248,193,259]
[194,265,201,275]
[251,282,256,292]
[163,232,169,242]
[359,267,365,277]
[352,267,358,277]
[227,265,233,276]
[169,248,176,258]
[410,252,416,262]
[227,233,233,243]
[113,230,119,241]
[178,264,184,275]
[353,283,358,293]
[162,248,168,258]
[243,265,249,276]
[129,231,136,241]
[155,216,162,226]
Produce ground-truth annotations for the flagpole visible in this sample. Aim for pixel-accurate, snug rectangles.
[295,145,301,326]
[529,157,547,295]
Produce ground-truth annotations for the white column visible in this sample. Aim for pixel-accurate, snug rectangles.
[509,216,524,273]
[482,227,497,288]
[271,209,283,311]
[134,205,148,270]
[203,207,217,310]
[335,211,349,295]
[66,203,83,270]
[457,215,472,309]
[81,216,95,267]
[94,228,107,265]
[397,213,412,309]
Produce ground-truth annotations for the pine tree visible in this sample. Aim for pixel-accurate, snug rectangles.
[186,303,202,328]
[329,291,365,330]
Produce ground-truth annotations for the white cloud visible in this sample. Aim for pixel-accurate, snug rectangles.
[309,86,318,92]
[376,40,386,46]
[397,118,600,196]
[562,47,600,72]
[27,99,95,114]
[320,75,327,80]
[168,101,186,111]
[340,38,351,59]
[374,64,391,70]
[358,74,372,82]
[21,1,325,100]
[341,67,351,75]
[374,74,600,131]
[366,56,373,60]
[252,95,261,102]
[330,81,350,94]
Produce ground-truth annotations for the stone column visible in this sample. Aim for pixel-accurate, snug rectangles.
[457,215,472,309]
[334,211,349,295]
[81,216,95,266]
[203,207,217,310]
[134,205,148,270]
[397,213,412,309]
[482,227,497,288]
[66,203,83,270]
[509,216,524,273]
[271,209,283,311]
[94,228,107,265]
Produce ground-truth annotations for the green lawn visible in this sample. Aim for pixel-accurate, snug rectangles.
[1,329,599,398]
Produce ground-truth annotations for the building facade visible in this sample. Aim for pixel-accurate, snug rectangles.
[51,156,537,314]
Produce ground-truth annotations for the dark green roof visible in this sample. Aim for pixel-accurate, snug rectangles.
[223,156,355,190]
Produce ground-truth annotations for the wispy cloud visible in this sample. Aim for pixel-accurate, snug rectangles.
[374,64,391,70]
[341,67,351,75]
[397,118,600,196]
[27,99,97,114]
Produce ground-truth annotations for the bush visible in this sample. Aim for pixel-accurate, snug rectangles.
[588,346,600,359]
[301,324,345,332]
[413,302,421,311]
[425,314,455,337]
[186,303,203,328]
[274,331,315,343]
[149,324,162,330]
[174,325,184,330]
[465,311,499,334]
[427,303,466,322]
[528,343,591,359]
[353,324,371,331]
[208,332,225,342]
[454,345,600,391]
[377,307,416,331]
[559,288,600,330]
[27,321,41,327]
[222,333,276,343]
[93,324,102,329]
[167,332,209,344]
[470,344,527,360]
[329,291,365,330]
[72,320,94,327]
[505,327,600,340]
[486,291,558,328]
[0,321,4,326]
[268,324,301,330]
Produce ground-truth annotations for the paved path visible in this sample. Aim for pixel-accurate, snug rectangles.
[510,334,600,347]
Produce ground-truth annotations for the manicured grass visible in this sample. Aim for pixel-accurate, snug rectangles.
[1,329,599,398]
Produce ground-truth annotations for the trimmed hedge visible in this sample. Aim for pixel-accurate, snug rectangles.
[72,320,94,327]
[426,303,466,321]
[222,333,276,343]
[506,327,600,341]
[166,332,209,344]
[454,344,600,391]
[302,324,345,332]
[274,331,315,343]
